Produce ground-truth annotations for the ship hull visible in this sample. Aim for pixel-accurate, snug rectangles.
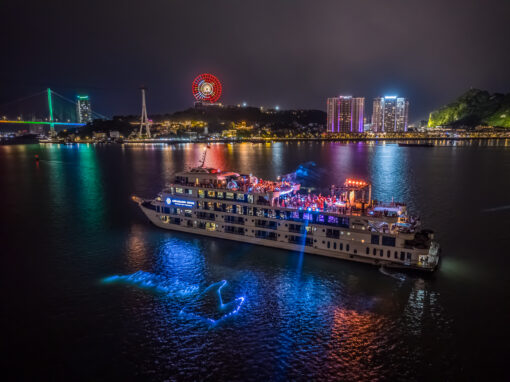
[139,204,438,273]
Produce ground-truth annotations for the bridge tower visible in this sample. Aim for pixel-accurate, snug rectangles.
[47,88,56,136]
[139,87,151,138]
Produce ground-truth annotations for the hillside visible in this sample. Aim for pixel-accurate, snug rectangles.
[428,89,510,128]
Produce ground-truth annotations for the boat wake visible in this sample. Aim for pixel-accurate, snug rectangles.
[483,205,510,212]
[102,270,199,297]
[379,266,407,281]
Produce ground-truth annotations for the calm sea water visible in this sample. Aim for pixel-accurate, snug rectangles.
[1,141,510,381]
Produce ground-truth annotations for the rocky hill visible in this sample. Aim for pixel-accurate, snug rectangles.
[428,89,510,128]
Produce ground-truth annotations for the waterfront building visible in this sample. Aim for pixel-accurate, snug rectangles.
[76,95,92,123]
[327,96,365,133]
[371,96,409,132]
[371,97,384,132]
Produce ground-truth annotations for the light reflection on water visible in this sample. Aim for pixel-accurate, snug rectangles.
[2,141,509,380]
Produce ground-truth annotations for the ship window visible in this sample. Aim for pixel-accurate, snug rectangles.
[346,244,350,252]
[380,249,383,257]
[395,251,398,259]
[371,235,379,245]
[303,213,312,221]
[205,222,217,231]
[237,205,243,214]
[317,215,325,223]
[175,187,184,194]
[226,192,234,200]
[382,236,396,246]
[373,248,377,256]
[237,193,245,201]
[198,189,205,198]
[327,241,330,249]
[328,216,339,225]
[248,194,254,204]
[217,192,224,199]
[340,243,343,250]
[400,252,405,260]
[407,252,412,260]
[207,191,215,198]
[366,247,370,254]
[387,250,391,258]
[186,189,192,195]
[333,242,337,249]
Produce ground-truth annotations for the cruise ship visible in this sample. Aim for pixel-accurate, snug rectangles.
[133,162,440,272]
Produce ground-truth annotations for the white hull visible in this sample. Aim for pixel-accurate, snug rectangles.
[140,204,437,272]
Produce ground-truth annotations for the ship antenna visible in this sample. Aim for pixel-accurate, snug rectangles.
[199,146,208,168]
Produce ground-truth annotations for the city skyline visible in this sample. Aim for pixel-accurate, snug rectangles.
[1,1,509,121]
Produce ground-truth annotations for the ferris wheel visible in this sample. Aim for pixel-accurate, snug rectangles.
[192,73,222,103]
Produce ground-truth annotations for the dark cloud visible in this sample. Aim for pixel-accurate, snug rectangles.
[1,0,509,121]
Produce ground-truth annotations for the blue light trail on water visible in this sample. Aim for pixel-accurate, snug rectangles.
[102,270,199,297]
[179,280,245,326]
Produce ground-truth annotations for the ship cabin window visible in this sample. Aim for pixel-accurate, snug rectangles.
[395,251,398,259]
[205,222,217,231]
[207,191,215,198]
[327,241,330,249]
[373,248,377,256]
[198,189,205,198]
[366,247,370,254]
[184,209,192,217]
[333,243,337,249]
[407,252,412,260]
[217,192,224,199]
[382,236,396,247]
[175,187,184,194]
[248,208,254,216]
[237,193,245,201]
[226,205,234,213]
[317,215,325,223]
[236,205,243,214]
[387,250,391,258]
[380,249,384,257]
[371,235,380,245]
[248,194,254,204]
[346,244,350,252]
[340,243,343,250]
[186,189,192,195]
[400,252,405,260]
[226,192,234,200]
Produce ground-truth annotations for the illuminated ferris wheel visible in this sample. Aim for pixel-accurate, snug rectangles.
[192,73,222,103]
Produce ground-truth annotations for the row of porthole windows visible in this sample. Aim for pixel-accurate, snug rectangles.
[321,240,352,253]
[366,247,412,260]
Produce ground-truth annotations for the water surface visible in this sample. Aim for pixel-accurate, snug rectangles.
[1,141,509,380]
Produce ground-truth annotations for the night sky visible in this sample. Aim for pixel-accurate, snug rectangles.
[1,0,509,121]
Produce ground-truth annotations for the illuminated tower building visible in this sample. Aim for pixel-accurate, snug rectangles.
[396,98,409,132]
[76,95,92,123]
[371,96,409,132]
[327,97,340,132]
[383,96,397,131]
[327,96,364,133]
[371,97,384,132]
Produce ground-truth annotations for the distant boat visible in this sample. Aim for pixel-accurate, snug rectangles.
[398,142,434,147]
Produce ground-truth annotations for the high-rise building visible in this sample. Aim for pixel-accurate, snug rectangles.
[396,97,409,132]
[76,95,92,123]
[327,96,364,133]
[371,96,409,132]
[327,97,339,132]
[371,97,384,132]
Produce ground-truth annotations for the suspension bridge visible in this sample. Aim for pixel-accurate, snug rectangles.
[0,88,106,134]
